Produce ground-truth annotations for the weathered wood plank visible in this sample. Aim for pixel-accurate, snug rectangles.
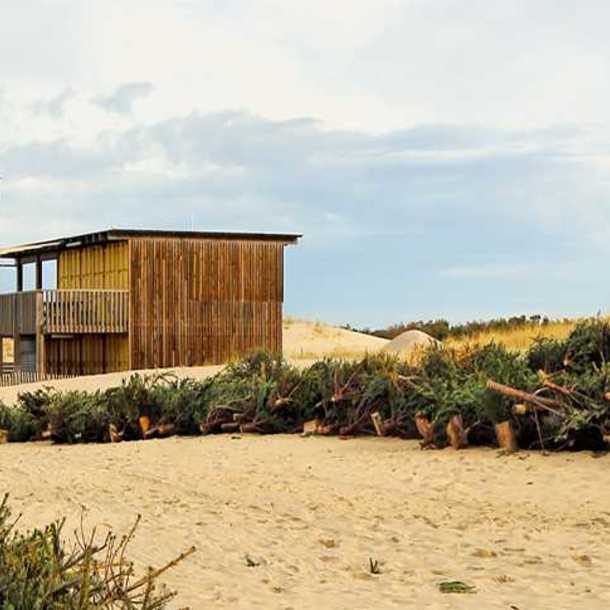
[128,237,287,368]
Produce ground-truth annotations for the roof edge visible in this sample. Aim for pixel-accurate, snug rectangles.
[0,228,302,259]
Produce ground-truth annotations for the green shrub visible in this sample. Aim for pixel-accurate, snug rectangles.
[564,320,610,373]
[0,495,192,609]
[527,336,566,373]
[154,377,212,435]
[46,390,111,443]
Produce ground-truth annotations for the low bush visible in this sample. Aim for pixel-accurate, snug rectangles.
[0,494,193,609]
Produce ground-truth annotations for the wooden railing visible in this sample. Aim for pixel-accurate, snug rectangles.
[43,290,129,334]
[0,289,129,336]
[0,291,40,336]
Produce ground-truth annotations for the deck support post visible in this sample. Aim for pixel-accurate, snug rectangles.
[16,260,23,293]
[12,293,20,373]
[35,256,43,290]
[35,291,46,377]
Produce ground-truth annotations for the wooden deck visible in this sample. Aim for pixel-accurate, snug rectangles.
[0,289,129,336]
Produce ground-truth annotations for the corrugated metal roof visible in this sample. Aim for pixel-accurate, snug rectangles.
[0,228,301,259]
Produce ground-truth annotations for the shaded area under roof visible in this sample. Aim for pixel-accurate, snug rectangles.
[0,228,301,261]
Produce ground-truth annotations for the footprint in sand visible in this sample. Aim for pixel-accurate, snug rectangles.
[319,538,338,549]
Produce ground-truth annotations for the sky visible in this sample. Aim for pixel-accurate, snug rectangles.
[2,0,610,327]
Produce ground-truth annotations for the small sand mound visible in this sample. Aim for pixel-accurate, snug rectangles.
[283,319,388,360]
[382,329,439,357]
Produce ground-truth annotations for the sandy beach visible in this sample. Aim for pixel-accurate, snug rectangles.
[2,436,609,609]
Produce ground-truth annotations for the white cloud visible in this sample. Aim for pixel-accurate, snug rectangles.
[5,1,610,133]
[32,88,75,118]
[94,82,154,115]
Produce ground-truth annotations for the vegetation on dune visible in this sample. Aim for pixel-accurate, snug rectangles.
[1,320,610,451]
[0,494,193,609]
[348,314,580,351]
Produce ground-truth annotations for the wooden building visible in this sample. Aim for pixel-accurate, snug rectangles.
[0,229,299,378]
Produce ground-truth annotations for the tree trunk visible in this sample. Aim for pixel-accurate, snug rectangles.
[220,422,240,433]
[415,415,434,446]
[109,424,122,443]
[446,415,468,449]
[240,423,259,434]
[138,415,151,437]
[495,420,518,452]
[303,419,321,434]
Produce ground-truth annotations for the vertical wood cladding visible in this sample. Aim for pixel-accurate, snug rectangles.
[129,238,285,369]
[58,243,129,289]
[50,243,129,374]
[45,335,129,375]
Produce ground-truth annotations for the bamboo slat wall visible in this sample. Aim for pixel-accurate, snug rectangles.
[129,238,285,369]
[45,335,129,376]
[59,242,128,289]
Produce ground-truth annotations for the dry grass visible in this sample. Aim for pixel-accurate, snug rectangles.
[445,319,578,352]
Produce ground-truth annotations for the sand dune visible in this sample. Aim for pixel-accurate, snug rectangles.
[283,318,388,360]
[1,436,609,609]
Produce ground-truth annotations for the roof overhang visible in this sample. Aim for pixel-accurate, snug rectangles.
[0,228,302,261]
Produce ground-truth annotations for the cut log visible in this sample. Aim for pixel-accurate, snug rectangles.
[446,415,468,450]
[240,423,259,434]
[220,422,240,433]
[143,423,176,439]
[513,403,529,415]
[303,419,321,434]
[487,380,562,414]
[604,392,610,402]
[316,424,338,436]
[495,420,518,452]
[109,424,122,443]
[138,415,151,436]
[158,423,176,438]
[415,414,434,447]
[370,412,385,437]
[0,429,8,444]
